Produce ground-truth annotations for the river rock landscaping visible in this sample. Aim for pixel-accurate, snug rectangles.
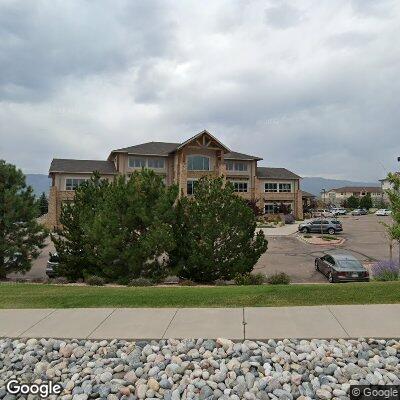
[1,337,399,400]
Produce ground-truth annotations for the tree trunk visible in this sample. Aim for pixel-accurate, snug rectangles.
[389,241,393,263]
[0,253,6,280]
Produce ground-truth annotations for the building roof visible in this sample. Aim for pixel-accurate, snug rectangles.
[256,167,301,180]
[328,186,382,194]
[225,151,262,161]
[49,159,117,174]
[110,138,261,160]
[302,191,316,198]
[111,142,180,156]
[380,172,400,182]
[175,130,231,153]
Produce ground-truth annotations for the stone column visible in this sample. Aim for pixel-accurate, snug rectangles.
[46,186,58,230]
[177,150,187,196]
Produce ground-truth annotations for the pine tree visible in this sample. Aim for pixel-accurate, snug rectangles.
[0,160,47,278]
[53,170,178,282]
[383,173,400,265]
[359,193,372,210]
[347,195,359,209]
[38,192,49,216]
[171,177,268,282]
[51,173,109,281]
[88,170,178,282]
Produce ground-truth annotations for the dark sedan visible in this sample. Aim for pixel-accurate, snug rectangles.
[315,252,369,283]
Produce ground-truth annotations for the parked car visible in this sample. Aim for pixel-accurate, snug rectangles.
[314,252,369,283]
[350,208,368,216]
[375,209,392,216]
[298,219,343,235]
[46,252,60,278]
[314,209,333,217]
[331,208,347,216]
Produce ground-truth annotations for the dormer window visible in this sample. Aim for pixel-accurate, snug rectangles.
[187,155,210,171]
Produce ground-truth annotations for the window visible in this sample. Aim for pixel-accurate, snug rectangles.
[231,181,248,193]
[147,158,165,169]
[187,180,197,195]
[279,183,291,192]
[226,161,248,172]
[187,155,210,171]
[264,203,278,214]
[128,157,146,168]
[65,178,87,191]
[265,183,278,192]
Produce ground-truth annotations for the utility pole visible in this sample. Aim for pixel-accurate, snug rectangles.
[321,188,326,235]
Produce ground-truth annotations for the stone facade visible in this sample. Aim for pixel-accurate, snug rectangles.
[47,130,303,229]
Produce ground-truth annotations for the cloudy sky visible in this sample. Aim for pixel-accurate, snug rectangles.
[0,0,399,181]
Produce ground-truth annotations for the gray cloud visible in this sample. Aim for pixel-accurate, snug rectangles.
[0,0,399,181]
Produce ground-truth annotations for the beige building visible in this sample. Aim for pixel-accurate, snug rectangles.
[322,186,383,206]
[47,130,303,228]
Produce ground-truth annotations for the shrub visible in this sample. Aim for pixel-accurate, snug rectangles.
[303,234,312,238]
[321,235,337,241]
[128,278,153,287]
[180,279,197,286]
[266,272,291,285]
[371,260,399,281]
[234,272,266,286]
[51,276,69,284]
[284,214,295,224]
[264,214,281,224]
[171,177,268,283]
[85,275,105,286]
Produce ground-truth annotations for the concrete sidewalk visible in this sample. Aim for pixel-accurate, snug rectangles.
[1,304,399,340]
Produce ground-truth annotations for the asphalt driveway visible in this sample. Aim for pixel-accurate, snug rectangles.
[8,215,398,284]
[255,214,398,283]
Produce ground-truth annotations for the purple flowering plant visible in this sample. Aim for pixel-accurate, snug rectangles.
[371,260,400,281]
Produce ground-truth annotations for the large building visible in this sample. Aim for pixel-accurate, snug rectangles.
[47,130,303,228]
[321,186,383,206]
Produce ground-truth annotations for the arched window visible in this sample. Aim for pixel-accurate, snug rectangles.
[187,155,210,171]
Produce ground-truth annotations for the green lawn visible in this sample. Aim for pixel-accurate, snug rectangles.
[1,281,400,308]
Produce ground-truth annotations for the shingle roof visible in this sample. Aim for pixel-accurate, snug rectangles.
[329,186,382,193]
[225,151,262,161]
[49,159,117,174]
[111,141,261,160]
[302,191,316,198]
[257,167,301,180]
[111,142,180,156]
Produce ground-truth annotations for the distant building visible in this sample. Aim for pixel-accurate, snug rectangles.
[380,172,400,202]
[321,186,383,206]
[47,130,304,228]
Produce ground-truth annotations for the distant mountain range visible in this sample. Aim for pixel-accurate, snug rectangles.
[25,174,380,198]
[301,177,380,196]
[26,174,51,197]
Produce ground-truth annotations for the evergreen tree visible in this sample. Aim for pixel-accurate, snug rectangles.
[52,173,110,281]
[0,160,47,278]
[359,193,372,210]
[53,170,178,282]
[171,177,268,283]
[88,170,178,282]
[347,195,359,209]
[38,192,49,216]
[383,173,400,265]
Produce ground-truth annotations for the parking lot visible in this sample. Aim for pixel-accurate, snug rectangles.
[8,214,397,284]
[255,214,397,283]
